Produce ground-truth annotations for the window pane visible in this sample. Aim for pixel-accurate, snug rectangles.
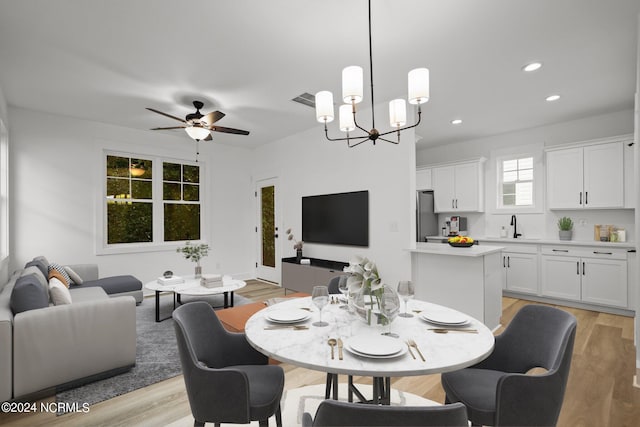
[183,184,199,201]
[107,202,152,244]
[107,178,129,198]
[132,180,152,199]
[518,157,533,170]
[503,170,517,182]
[518,168,533,181]
[503,159,518,172]
[164,203,201,241]
[107,155,130,178]
[130,158,152,180]
[183,165,200,183]
[163,162,181,182]
[163,182,181,200]
[516,182,533,206]
[503,194,516,206]
[503,182,515,195]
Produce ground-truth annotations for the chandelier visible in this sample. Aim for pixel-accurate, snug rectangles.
[315,0,429,148]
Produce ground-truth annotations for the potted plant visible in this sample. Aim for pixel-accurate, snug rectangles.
[177,242,209,278]
[557,217,573,241]
[286,228,304,262]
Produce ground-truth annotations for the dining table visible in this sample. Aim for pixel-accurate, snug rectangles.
[244,295,495,404]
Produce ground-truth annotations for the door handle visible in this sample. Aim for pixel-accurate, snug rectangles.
[452,199,455,209]
[582,262,585,275]
[585,192,588,205]
[274,234,279,238]
[455,199,458,209]
[579,192,582,205]
[576,261,580,275]
[503,256,506,268]
[507,256,510,268]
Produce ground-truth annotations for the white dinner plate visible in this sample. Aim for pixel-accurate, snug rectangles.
[347,334,405,356]
[420,311,469,326]
[344,342,408,359]
[266,308,311,323]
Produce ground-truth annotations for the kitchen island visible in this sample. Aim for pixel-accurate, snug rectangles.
[409,242,504,330]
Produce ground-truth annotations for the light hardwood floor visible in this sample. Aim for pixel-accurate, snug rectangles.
[1,280,638,426]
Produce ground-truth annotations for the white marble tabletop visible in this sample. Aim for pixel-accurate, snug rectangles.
[244,297,495,377]
[144,275,246,295]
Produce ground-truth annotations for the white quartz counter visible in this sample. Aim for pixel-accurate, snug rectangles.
[408,242,504,257]
[478,236,635,249]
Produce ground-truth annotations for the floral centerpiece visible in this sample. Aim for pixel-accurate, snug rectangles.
[346,256,398,326]
[177,242,209,278]
[286,228,304,262]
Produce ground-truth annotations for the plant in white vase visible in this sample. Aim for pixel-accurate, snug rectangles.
[347,256,399,327]
[177,242,209,278]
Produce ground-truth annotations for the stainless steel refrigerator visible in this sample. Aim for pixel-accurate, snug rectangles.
[416,190,438,242]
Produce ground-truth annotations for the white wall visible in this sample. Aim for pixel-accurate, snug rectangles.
[9,107,254,284]
[252,118,417,287]
[0,87,8,286]
[417,109,635,241]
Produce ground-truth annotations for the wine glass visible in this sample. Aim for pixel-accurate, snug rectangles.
[312,286,330,327]
[380,288,400,337]
[337,276,349,309]
[397,280,415,318]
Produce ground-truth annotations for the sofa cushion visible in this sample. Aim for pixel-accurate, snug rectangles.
[25,259,48,279]
[82,275,142,295]
[64,266,84,285]
[48,263,72,287]
[10,274,49,314]
[49,277,72,305]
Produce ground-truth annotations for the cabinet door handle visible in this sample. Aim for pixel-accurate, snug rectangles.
[503,256,506,268]
[582,262,585,275]
[507,256,510,268]
[579,192,582,205]
[585,191,588,205]
[553,249,569,252]
[455,199,458,209]
[452,199,455,209]
[576,261,580,275]
[593,251,612,255]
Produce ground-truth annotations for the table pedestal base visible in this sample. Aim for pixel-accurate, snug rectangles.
[325,374,392,405]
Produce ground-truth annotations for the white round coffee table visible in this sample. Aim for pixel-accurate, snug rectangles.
[144,276,246,322]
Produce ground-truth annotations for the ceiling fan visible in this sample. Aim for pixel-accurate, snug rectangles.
[147,100,250,141]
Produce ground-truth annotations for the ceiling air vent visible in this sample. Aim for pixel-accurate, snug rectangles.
[291,92,316,108]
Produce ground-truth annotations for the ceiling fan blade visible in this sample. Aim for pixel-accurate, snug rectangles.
[151,126,187,130]
[210,125,250,135]
[203,133,213,141]
[201,111,225,126]
[146,108,186,123]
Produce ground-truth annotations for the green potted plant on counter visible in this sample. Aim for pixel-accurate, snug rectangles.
[558,217,573,241]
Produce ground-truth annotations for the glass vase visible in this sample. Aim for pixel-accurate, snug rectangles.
[352,281,399,326]
[195,265,202,279]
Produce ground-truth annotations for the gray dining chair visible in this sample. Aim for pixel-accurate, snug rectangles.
[327,275,343,294]
[173,301,284,427]
[302,400,469,426]
[441,304,577,426]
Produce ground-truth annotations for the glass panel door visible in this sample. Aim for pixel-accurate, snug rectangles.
[256,178,280,283]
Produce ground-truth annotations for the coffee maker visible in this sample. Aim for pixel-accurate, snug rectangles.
[449,216,467,236]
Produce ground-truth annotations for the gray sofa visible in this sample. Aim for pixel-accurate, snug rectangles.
[0,257,141,402]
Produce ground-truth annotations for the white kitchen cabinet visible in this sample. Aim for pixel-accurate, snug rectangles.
[624,141,635,208]
[540,246,628,308]
[546,140,624,209]
[432,160,484,212]
[416,168,432,190]
[503,251,538,295]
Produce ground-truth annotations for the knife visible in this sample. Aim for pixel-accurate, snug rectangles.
[337,338,344,360]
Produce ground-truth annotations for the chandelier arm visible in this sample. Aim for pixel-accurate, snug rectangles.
[378,136,400,145]
[352,107,372,135]
[367,0,376,130]
[377,106,423,138]
[324,122,367,142]
[348,137,371,148]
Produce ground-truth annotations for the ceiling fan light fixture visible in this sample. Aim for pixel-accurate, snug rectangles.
[185,126,210,141]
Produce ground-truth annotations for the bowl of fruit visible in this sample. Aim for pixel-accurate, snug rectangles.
[448,236,475,247]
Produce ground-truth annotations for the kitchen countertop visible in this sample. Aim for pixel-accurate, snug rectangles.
[423,235,635,250]
[408,242,504,257]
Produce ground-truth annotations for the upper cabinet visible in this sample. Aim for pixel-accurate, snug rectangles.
[432,159,485,212]
[416,168,432,191]
[546,138,626,209]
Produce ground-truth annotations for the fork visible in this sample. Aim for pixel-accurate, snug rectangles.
[405,341,416,360]
[407,339,426,362]
[263,325,308,330]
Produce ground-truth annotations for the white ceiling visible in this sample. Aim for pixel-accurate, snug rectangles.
[0,0,638,150]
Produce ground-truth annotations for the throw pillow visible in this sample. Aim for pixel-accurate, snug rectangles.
[25,259,49,279]
[64,266,84,285]
[10,274,49,314]
[48,263,72,287]
[49,277,72,305]
[48,270,69,288]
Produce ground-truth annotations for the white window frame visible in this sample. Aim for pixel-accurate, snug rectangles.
[97,150,207,255]
[493,150,543,214]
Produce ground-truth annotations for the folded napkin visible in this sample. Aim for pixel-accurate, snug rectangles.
[157,276,185,285]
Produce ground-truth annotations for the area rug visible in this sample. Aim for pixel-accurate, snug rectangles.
[55,293,252,412]
[164,383,439,427]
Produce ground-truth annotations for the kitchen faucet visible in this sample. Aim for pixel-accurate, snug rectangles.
[510,215,522,238]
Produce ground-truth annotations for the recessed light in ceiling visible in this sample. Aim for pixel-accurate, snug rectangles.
[522,62,542,72]
[451,119,463,125]
[546,94,560,102]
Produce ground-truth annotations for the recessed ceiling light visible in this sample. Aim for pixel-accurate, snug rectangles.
[451,119,463,125]
[546,94,560,102]
[522,62,542,72]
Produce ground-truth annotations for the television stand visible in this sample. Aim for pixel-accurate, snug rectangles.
[281,257,349,294]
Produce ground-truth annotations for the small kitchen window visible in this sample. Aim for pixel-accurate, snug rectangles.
[498,156,534,208]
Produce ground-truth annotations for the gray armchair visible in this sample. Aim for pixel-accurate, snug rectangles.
[302,400,468,426]
[441,304,577,426]
[173,301,284,427]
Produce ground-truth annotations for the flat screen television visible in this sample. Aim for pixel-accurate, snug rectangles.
[302,190,369,247]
